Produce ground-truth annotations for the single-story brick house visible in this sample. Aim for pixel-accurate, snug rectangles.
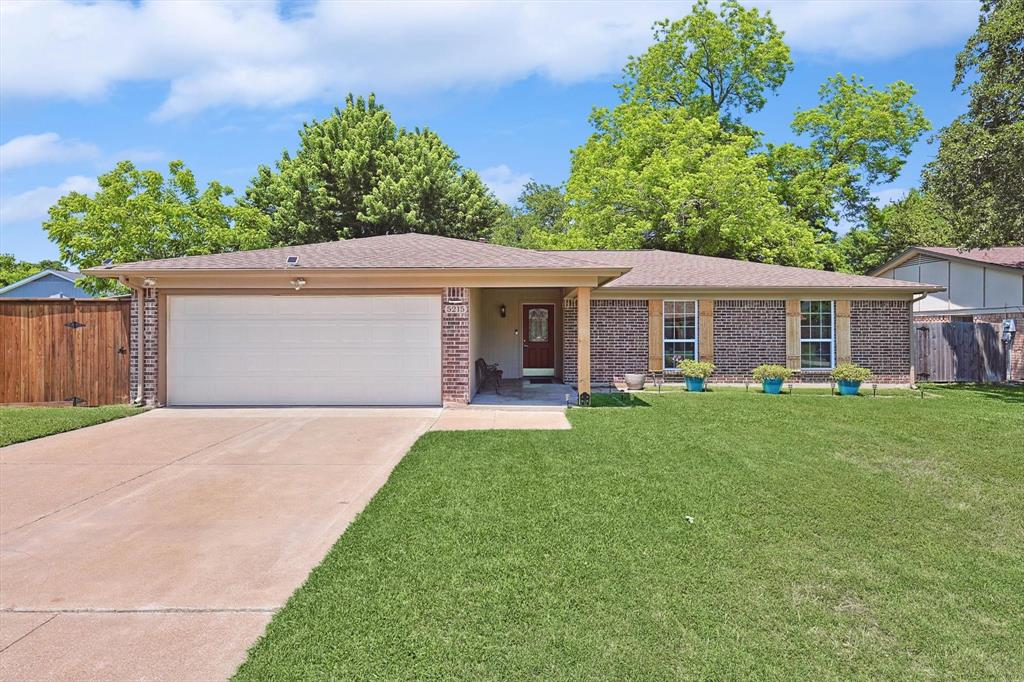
[86,233,941,407]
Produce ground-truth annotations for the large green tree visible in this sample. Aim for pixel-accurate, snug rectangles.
[769,74,929,232]
[839,189,955,273]
[554,103,840,268]
[44,160,269,293]
[0,255,65,288]
[246,94,502,245]
[490,181,567,248]
[923,0,1024,247]
[619,0,791,124]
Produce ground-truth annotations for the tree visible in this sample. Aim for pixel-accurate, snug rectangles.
[923,0,1024,247]
[769,74,930,232]
[839,189,955,273]
[246,94,503,245]
[555,103,841,268]
[619,0,791,123]
[490,181,567,248]
[0,255,64,288]
[44,160,270,293]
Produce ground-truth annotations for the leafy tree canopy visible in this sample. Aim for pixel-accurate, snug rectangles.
[490,181,567,249]
[619,0,792,123]
[246,94,503,245]
[0,254,65,288]
[770,74,929,231]
[839,189,955,274]
[44,160,269,293]
[553,103,841,268]
[923,0,1024,247]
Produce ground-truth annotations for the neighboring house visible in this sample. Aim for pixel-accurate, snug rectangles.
[0,269,92,299]
[86,233,940,407]
[871,246,1024,380]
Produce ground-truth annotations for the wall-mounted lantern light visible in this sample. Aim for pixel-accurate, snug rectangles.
[290,278,307,291]
[142,277,157,287]
[500,304,507,318]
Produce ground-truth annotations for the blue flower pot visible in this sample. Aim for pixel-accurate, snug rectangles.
[762,377,784,394]
[685,376,706,392]
[837,380,862,396]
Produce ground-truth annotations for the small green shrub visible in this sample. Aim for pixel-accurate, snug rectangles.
[831,362,873,382]
[676,359,716,379]
[752,364,793,382]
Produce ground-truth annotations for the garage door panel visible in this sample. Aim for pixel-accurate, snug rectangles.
[167,295,441,406]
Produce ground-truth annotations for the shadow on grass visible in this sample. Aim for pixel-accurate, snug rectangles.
[920,383,1024,405]
[591,392,651,408]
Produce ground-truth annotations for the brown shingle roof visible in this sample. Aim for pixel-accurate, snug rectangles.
[558,250,934,290]
[911,246,1024,270]
[95,233,619,272]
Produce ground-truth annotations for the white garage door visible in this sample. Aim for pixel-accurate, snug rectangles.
[167,295,441,406]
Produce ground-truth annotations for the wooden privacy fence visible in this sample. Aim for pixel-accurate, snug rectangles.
[0,298,131,405]
[914,322,1008,383]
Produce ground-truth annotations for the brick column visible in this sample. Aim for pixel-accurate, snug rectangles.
[441,287,471,405]
[129,288,159,405]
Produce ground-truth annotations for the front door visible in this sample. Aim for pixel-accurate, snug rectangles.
[523,304,555,376]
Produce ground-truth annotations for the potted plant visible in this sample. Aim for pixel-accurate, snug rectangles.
[752,364,792,394]
[676,359,715,392]
[830,363,872,396]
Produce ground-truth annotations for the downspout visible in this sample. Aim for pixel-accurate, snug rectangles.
[908,292,929,387]
[122,277,145,405]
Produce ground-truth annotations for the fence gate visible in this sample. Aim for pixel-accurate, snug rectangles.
[0,299,131,405]
[914,322,1008,383]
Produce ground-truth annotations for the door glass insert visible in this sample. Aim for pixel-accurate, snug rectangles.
[528,308,549,342]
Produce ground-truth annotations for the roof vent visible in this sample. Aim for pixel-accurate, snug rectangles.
[286,255,299,267]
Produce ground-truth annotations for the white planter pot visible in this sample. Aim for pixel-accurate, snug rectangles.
[624,373,646,390]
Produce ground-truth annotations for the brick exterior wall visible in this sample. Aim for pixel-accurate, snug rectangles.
[711,300,787,382]
[850,300,912,383]
[563,299,648,385]
[129,288,159,405]
[442,287,471,404]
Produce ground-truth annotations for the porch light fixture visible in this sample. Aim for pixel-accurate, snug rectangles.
[500,304,506,318]
[142,277,157,287]
[290,277,307,291]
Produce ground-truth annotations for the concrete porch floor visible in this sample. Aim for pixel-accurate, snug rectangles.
[471,378,577,407]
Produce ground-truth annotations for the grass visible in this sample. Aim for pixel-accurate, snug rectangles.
[235,385,1024,680]
[0,405,145,447]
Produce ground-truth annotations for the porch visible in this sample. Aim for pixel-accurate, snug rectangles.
[471,377,578,407]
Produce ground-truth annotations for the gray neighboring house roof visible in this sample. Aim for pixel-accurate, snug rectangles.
[871,246,1024,275]
[0,269,92,298]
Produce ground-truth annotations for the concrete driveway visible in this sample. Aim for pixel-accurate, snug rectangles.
[0,407,440,681]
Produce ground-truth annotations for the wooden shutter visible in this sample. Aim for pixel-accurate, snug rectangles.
[648,300,663,371]
[698,300,714,362]
[786,299,801,370]
[835,300,852,364]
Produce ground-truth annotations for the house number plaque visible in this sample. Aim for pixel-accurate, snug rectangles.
[444,304,468,314]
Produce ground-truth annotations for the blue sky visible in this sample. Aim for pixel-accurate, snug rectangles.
[0,0,977,263]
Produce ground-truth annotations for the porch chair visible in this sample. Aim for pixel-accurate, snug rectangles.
[475,358,503,394]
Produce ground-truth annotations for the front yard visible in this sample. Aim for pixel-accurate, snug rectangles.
[0,405,145,447]
[236,386,1023,680]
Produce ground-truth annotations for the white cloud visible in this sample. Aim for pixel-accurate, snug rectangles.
[0,133,100,170]
[0,176,99,224]
[0,1,977,120]
[480,164,531,204]
[873,187,910,206]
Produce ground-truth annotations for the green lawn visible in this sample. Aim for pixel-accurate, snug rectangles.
[236,385,1024,680]
[0,405,145,447]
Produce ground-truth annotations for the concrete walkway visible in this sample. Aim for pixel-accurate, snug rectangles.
[0,407,439,681]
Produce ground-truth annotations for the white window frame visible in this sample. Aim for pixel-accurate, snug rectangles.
[799,300,835,371]
[663,299,698,371]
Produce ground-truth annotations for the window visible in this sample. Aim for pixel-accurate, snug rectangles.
[664,300,697,369]
[528,307,549,342]
[800,300,834,369]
